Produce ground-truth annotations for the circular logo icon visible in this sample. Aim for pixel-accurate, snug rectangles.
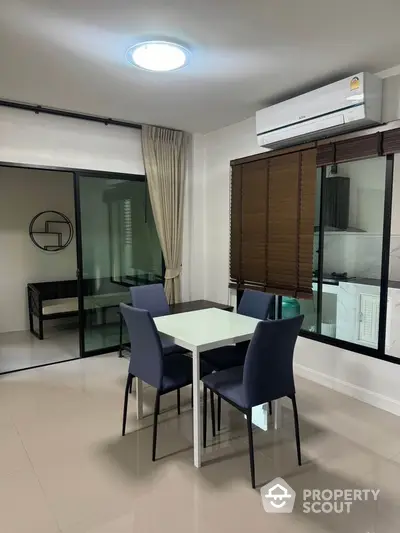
[29,211,74,252]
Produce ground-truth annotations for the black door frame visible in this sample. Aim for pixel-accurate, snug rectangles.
[73,170,151,358]
[299,154,398,365]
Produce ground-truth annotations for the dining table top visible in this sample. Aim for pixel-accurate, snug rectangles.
[154,307,260,352]
[119,299,234,356]
[168,299,233,314]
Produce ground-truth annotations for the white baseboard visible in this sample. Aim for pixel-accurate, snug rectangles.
[295,363,400,417]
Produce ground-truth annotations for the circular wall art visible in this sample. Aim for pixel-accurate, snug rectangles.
[29,211,74,252]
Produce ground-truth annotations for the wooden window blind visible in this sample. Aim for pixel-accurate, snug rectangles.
[315,129,400,166]
[230,165,242,282]
[316,144,335,167]
[335,134,381,163]
[234,126,400,169]
[382,129,400,154]
[297,149,318,298]
[240,159,268,283]
[317,133,381,166]
[230,148,317,298]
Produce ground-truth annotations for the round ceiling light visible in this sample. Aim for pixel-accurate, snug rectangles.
[127,41,190,72]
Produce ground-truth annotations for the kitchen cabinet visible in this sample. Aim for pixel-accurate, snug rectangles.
[336,281,394,349]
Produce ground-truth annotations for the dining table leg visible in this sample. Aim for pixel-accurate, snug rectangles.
[136,378,143,420]
[192,347,202,468]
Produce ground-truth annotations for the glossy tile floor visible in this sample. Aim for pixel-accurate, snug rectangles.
[0,354,400,533]
[0,327,79,373]
[0,322,127,374]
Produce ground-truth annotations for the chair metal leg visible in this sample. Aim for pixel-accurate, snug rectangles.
[217,395,222,431]
[203,384,208,448]
[39,316,44,340]
[291,395,302,466]
[129,380,133,394]
[122,374,132,436]
[118,312,123,357]
[177,389,181,415]
[210,391,216,437]
[268,401,272,416]
[152,391,161,461]
[246,408,256,489]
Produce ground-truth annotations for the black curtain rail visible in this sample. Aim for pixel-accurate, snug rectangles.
[0,99,142,130]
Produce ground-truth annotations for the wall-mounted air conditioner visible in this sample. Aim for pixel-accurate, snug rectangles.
[256,72,382,149]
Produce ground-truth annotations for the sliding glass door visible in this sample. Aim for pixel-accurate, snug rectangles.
[74,172,162,356]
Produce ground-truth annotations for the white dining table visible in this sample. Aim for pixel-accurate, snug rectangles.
[136,307,261,468]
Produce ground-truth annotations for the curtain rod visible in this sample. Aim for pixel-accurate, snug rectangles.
[0,99,142,130]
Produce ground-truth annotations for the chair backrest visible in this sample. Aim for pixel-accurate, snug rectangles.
[238,290,274,320]
[243,315,304,407]
[120,303,164,389]
[130,284,169,317]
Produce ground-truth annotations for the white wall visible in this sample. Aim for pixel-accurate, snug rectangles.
[184,133,207,301]
[0,107,144,174]
[202,117,265,303]
[382,73,400,123]
[191,78,400,416]
[0,167,76,333]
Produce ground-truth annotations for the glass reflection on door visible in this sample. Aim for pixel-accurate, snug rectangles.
[320,158,386,348]
[77,174,162,355]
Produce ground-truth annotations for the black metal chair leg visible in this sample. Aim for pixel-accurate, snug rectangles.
[39,316,44,340]
[268,401,272,416]
[152,391,161,461]
[291,395,302,466]
[129,379,133,394]
[246,408,256,489]
[122,374,132,436]
[177,389,181,415]
[210,391,216,437]
[217,395,222,431]
[118,312,123,357]
[203,384,207,448]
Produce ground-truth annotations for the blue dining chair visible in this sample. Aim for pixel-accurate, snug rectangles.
[202,315,304,488]
[130,284,169,318]
[238,289,275,321]
[131,283,216,430]
[131,284,186,354]
[120,304,214,460]
[130,283,190,413]
[120,284,170,359]
[201,289,274,428]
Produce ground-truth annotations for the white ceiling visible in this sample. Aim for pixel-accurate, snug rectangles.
[1,0,400,133]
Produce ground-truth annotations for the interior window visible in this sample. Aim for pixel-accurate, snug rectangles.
[319,158,386,348]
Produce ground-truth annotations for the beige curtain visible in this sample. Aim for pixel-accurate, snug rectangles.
[141,125,187,303]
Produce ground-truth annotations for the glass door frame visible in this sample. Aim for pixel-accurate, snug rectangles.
[73,170,152,358]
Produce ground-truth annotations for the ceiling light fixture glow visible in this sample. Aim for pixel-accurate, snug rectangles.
[127,41,190,72]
